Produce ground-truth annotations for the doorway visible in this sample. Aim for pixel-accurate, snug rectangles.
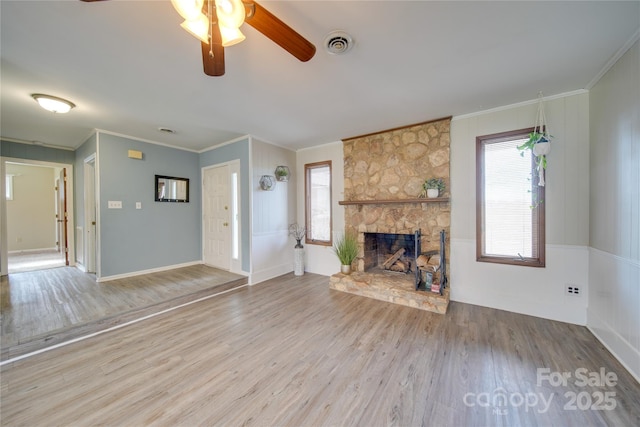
[1,158,75,275]
[202,161,241,273]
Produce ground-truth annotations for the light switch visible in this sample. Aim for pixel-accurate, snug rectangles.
[136,202,142,209]
[108,200,122,209]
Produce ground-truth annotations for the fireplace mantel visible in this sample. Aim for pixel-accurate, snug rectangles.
[339,197,449,206]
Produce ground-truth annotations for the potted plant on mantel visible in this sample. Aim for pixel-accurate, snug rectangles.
[421,178,445,198]
[333,232,359,275]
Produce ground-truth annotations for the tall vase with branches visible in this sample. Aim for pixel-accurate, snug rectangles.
[289,223,305,248]
[289,223,306,276]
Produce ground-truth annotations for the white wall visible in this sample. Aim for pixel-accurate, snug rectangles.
[450,92,590,325]
[295,141,345,276]
[588,40,639,381]
[6,163,57,252]
[250,138,297,284]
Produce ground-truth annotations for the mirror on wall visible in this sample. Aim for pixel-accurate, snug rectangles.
[155,175,189,203]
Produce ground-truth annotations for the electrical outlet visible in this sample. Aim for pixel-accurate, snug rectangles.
[565,284,581,296]
[108,200,122,209]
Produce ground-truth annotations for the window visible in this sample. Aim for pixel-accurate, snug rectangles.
[476,128,545,267]
[5,175,13,200]
[305,161,332,246]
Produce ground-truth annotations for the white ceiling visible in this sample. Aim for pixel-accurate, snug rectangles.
[1,1,639,152]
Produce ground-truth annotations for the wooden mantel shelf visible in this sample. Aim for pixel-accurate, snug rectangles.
[339,197,450,206]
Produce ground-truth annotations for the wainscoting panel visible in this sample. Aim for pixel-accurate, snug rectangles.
[450,239,588,325]
[251,230,293,285]
[588,247,640,382]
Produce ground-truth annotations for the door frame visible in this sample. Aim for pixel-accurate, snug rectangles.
[0,156,75,276]
[201,160,242,274]
[83,154,99,275]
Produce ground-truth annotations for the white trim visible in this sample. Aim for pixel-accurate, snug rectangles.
[198,134,252,154]
[297,140,343,153]
[94,129,201,153]
[73,129,100,151]
[589,246,640,269]
[247,136,254,281]
[97,261,202,283]
[452,90,589,122]
[587,322,640,384]
[1,137,75,151]
[84,153,98,274]
[0,159,6,276]
[8,247,58,254]
[586,28,640,90]
[246,135,297,152]
[94,134,103,278]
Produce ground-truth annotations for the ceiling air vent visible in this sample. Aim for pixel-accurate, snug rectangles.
[324,31,354,55]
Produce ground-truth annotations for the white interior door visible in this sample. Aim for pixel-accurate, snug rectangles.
[56,168,69,265]
[84,157,96,273]
[203,164,231,270]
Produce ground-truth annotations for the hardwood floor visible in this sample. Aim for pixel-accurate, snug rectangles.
[1,265,247,360]
[7,249,65,273]
[1,272,638,426]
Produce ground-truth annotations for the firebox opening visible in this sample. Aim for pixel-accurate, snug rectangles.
[363,231,420,274]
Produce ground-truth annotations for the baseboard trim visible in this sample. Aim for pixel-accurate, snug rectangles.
[587,323,640,384]
[8,247,58,254]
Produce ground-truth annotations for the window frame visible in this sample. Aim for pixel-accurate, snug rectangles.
[476,127,545,267]
[304,160,333,246]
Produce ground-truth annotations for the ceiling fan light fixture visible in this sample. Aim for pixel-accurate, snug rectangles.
[171,0,205,21]
[215,0,245,28]
[219,24,246,47]
[180,14,210,43]
[31,94,75,114]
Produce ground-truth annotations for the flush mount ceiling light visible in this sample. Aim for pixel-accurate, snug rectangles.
[31,94,75,113]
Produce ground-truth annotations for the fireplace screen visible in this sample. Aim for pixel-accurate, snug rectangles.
[363,230,420,275]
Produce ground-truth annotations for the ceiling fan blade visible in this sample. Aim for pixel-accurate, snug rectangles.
[244,1,316,62]
[202,23,225,76]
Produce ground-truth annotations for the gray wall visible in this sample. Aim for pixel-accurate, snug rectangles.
[98,133,201,277]
[1,140,75,164]
[200,138,251,273]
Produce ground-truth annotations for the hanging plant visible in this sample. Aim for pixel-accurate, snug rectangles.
[517,92,552,186]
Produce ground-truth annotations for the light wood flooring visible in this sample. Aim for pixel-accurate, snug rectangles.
[1,272,639,426]
[1,265,247,360]
[7,249,65,273]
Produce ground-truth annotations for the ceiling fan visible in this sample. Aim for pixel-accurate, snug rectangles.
[80,0,316,77]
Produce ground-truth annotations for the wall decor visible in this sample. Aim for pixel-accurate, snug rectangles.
[259,175,276,191]
[155,175,189,202]
[275,166,290,182]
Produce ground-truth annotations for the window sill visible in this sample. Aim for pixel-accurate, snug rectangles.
[476,255,545,268]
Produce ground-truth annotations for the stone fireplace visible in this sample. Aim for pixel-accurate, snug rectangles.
[329,117,451,314]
